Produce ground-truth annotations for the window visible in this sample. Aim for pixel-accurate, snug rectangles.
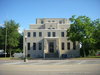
[52,28,55,29]
[52,20,55,22]
[33,32,36,37]
[27,32,30,37]
[41,20,44,24]
[33,43,36,50]
[48,32,51,37]
[53,32,56,37]
[48,20,50,22]
[67,42,70,50]
[62,42,65,50]
[27,54,30,57]
[73,42,76,50]
[61,32,64,37]
[27,43,30,50]
[39,43,42,50]
[39,32,42,37]
[59,21,62,24]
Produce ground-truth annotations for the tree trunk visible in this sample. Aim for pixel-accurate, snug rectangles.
[83,43,86,57]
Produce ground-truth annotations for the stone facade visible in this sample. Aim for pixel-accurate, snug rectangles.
[23,18,80,58]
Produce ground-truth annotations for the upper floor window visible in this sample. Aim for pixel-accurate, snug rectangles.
[48,32,51,37]
[48,20,50,22]
[52,28,55,29]
[33,32,36,37]
[61,32,64,37]
[27,43,30,50]
[67,42,70,50]
[73,42,76,50]
[53,32,56,37]
[27,32,30,37]
[39,32,42,37]
[41,20,44,24]
[52,20,55,22]
[39,43,42,50]
[33,43,36,50]
[59,21,62,24]
[62,42,65,50]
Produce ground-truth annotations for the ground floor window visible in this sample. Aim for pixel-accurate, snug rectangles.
[33,43,36,50]
[39,43,42,50]
[67,42,70,50]
[73,42,76,50]
[62,42,65,50]
[27,43,30,50]
[27,54,30,57]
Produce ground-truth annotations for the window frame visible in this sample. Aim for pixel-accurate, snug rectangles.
[62,42,65,50]
[33,43,36,50]
[61,32,64,37]
[27,32,30,37]
[27,43,30,50]
[73,42,76,50]
[48,32,51,37]
[33,32,36,37]
[52,32,56,37]
[67,42,70,50]
[39,42,42,50]
[39,32,42,37]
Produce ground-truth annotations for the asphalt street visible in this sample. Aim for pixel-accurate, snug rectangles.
[0,59,100,75]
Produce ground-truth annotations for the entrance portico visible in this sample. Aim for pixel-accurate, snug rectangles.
[44,37,60,58]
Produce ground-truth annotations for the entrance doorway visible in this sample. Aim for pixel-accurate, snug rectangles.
[49,42,54,53]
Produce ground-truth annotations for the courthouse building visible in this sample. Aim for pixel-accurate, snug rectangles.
[23,18,80,58]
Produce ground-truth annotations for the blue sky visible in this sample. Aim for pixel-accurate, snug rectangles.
[0,0,100,33]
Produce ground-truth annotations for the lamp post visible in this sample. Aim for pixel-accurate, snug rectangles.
[24,36,27,62]
[0,24,7,58]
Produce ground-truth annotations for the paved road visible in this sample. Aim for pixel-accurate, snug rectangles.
[0,59,100,75]
[0,59,100,65]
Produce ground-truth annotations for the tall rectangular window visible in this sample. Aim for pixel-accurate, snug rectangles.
[33,43,36,50]
[67,42,70,50]
[62,42,65,50]
[39,32,42,37]
[53,32,56,37]
[27,32,30,37]
[48,32,51,37]
[33,32,36,37]
[61,32,64,37]
[39,43,42,50]
[73,42,76,50]
[27,43,30,50]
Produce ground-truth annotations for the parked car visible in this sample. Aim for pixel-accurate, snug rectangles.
[96,51,100,56]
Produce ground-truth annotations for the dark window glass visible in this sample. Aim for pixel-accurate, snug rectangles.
[61,32,64,37]
[41,20,44,24]
[39,32,42,37]
[59,21,62,24]
[67,42,70,50]
[27,32,30,37]
[48,32,51,37]
[27,54,30,57]
[39,43,42,50]
[62,42,65,50]
[73,42,76,50]
[53,32,56,37]
[27,43,30,50]
[33,43,36,50]
[33,32,36,37]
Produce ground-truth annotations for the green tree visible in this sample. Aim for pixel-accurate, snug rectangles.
[4,20,20,57]
[92,19,100,49]
[67,15,95,57]
[0,27,5,50]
